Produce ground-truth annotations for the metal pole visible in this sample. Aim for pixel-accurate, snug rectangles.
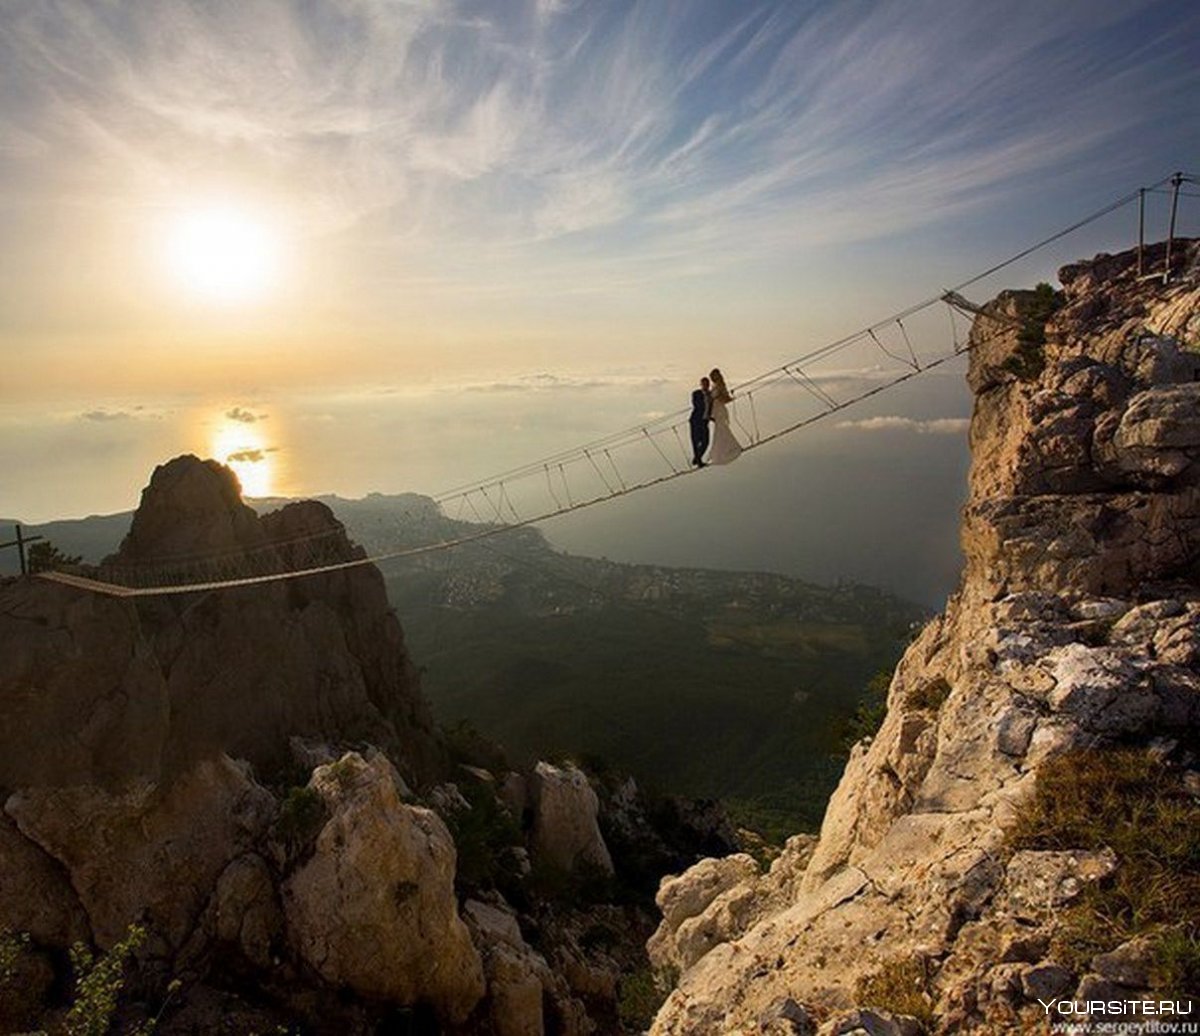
[1137,187,1145,277]
[1164,171,1183,283]
[14,524,26,576]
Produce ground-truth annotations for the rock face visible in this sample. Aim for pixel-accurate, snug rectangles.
[529,761,615,876]
[7,755,275,950]
[283,752,485,1023]
[0,454,444,789]
[0,456,658,1034]
[650,241,1200,1034]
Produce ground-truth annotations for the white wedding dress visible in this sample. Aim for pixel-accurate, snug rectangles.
[708,394,743,465]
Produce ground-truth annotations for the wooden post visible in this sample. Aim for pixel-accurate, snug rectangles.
[1,524,46,576]
[1164,171,1183,283]
[1137,187,1145,277]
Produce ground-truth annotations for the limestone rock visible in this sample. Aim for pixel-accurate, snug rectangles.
[210,853,282,970]
[649,241,1200,1035]
[109,455,265,563]
[529,762,614,875]
[1004,849,1118,922]
[464,898,572,1036]
[0,579,169,789]
[1,455,446,791]
[282,752,485,1024]
[5,755,274,950]
[0,812,89,946]
[816,1009,923,1036]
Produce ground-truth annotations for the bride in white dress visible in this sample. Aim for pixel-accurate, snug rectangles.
[707,368,743,465]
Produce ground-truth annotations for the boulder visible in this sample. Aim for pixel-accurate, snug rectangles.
[1003,849,1118,922]
[529,762,613,875]
[5,755,274,950]
[282,752,485,1024]
[464,899,559,1036]
[0,812,89,946]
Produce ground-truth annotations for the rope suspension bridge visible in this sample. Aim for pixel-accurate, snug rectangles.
[38,172,1197,599]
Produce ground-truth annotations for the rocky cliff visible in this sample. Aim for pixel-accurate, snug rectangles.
[648,241,1200,1035]
[1,456,443,790]
[1,457,698,1034]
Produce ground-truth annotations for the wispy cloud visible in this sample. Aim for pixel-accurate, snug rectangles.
[225,446,279,463]
[1,0,1195,302]
[80,408,133,422]
[461,372,671,394]
[837,416,969,435]
[226,406,267,423]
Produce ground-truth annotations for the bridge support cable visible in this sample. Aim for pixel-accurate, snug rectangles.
[40,173,1195,599]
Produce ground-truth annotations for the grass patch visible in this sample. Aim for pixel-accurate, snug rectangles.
[442,779,523,892]
[1153,928,1200,992]
[618,967,671,1031]
[1000,282,1061,381]
[1009,748,1200,977]
[274,786,328,854]
[905,677,950,713]
[855,956,935,1030]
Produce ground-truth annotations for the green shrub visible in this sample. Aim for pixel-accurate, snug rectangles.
[322,756,361,791]
[27,540,83,574]
[1000,282,1061,381]
[274,786,328,852]
[66,923,148,1036]
[443,780,522,891]
[840,671,892,751]
[618,967,669,1031]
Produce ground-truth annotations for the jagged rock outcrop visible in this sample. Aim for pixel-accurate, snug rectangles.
[283,752,486,1023]
[464,898,594,1036]
[0,581,170,789]
[7,755,275,951]
[527,762,615,876]
[0,454,444,789]
[650,241,1200,1034]
[648,837,815,976]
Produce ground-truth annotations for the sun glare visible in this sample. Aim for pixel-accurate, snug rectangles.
[165,205,281,304]
[212,421,275,498]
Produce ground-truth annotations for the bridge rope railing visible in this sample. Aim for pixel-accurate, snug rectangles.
[39,172,1196,598]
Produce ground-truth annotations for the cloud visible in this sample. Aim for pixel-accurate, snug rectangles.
[226,407,267,423]
[836,416,970,435]
[225,447,279,463]
[0,0,1195,303]
[80,409,133,422]
[461,372,671,393]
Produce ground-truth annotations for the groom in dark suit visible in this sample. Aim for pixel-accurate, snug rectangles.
[689,376,712,466]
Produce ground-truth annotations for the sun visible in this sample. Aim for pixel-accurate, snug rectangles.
[165,204,281,304]
[212,420,275,498]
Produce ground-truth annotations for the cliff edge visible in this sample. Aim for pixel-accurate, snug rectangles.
[0,455,444,790]
[648,241,1200,1035]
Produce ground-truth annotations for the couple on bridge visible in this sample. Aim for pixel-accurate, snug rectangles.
[689,367,743,468]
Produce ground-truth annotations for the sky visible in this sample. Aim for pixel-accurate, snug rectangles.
[1,0,1198,606]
